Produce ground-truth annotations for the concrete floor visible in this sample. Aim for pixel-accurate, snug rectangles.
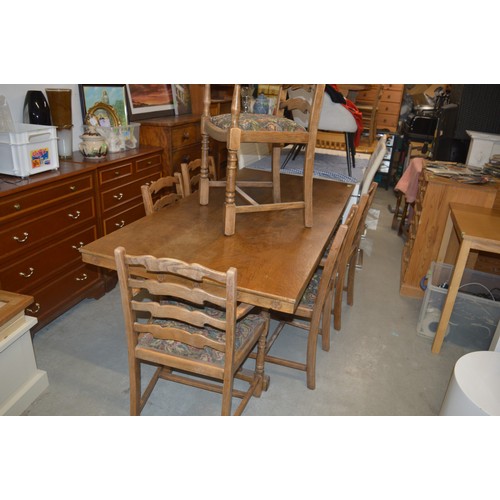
[21,186,478,417]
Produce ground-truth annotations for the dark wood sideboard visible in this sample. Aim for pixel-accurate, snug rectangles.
[0,146,163,334]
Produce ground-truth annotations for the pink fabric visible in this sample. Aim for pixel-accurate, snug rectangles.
[395,157,425,203]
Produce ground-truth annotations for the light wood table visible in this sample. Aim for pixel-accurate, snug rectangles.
[80,168,354,314]
[432,203,500,353]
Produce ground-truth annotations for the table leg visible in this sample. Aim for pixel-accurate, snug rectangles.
[432,240,472,354]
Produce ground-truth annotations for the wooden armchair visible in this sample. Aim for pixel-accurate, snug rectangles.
[199,84,325,235]
[141,173,184,216]
[355,85,383,144]
[114,247,270,416]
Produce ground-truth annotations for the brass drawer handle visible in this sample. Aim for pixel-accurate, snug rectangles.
[26,302,41,314]
[14,203,21,210]
[72,241,85,250]
[113,192,124,201]
[69,185,77,191]
[182,131,190,140]
[75,273,88,281]
[115,171,121,176]
[115,220,125,228]
[19,267,35,278]
[68,210,81,219]
[13,231,29,243]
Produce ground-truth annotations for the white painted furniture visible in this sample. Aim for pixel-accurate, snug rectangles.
[0,291,48,416]
[466,130,500,167]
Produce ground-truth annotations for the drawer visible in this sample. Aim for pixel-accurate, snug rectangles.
[383,84,404,91]
[356,88,381,102]
[101,171,161,212]
[136,153,162,173]
[103,201,147,235]
[377,113,399,130]
[171,123,201,150]
[98,160,134,186]
[0,172,94,220]
[21,262,101,326]
[172,144,203,171]
[1,225,98,290]
[378,101,402,116]
[380,90,403,104]
[0,197,96,258]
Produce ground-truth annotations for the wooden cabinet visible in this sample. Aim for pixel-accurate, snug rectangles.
[0,169,103,332]
[0,147,162,334]
[400,169,499,298]
[139,114,227,180]
[138,115,202,177]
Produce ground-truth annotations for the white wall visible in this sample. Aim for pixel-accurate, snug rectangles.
[0,84,84,150]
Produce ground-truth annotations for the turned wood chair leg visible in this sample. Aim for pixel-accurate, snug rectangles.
[223,150,238,236]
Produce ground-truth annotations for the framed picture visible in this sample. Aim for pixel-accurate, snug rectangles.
[79,84,128,126]
[172,84,192,115]
[125,84,175,120]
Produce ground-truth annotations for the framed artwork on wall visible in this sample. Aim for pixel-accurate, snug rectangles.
[79,84,128,125]
[172,84,192,115]
[125,84,175,120]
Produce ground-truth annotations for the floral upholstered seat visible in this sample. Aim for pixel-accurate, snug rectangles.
[140,300,267,366]
[210,113,306,133]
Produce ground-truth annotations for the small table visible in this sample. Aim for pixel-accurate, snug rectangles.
[432,203,500,353]
[80,169,354,314]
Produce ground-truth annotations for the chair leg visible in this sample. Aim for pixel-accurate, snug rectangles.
[348,132,356,170]
[272,145,282,203]
[344,133,353,177]
[334,265,347,331]
[200,133,211,205]
[303,146,314,228]
[223,150,238,236]
[347,250,357,306]
[130,361,141,416]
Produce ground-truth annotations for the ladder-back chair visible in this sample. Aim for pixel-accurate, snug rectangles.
[141,173,184,216]
[254,220,349,390]
[114,247,270,416]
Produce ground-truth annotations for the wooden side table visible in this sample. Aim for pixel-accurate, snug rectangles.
[432,203,500,353]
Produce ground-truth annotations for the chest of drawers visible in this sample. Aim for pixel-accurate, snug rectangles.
[138,115,202,176]
[0,168,102,331]
[0,147,162,334]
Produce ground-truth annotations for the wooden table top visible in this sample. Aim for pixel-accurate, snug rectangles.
[80,168,354,313]
[450,203,500,247]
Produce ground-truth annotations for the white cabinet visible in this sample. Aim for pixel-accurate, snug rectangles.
[0,291,48,415]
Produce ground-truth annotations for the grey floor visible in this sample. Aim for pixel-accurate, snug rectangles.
[22,186,476,416]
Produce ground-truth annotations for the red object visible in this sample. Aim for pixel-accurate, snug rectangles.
[328,85,364,147]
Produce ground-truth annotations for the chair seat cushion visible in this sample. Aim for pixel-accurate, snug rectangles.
[210,113,306,132]
[137,301,266,366]
[299,268,323,309]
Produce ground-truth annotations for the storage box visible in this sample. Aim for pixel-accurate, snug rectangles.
[417,261,500,349]
[95,122,141,152]
[0,123,59,178]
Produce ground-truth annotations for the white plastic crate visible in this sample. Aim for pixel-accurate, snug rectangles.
[417,261,500,349]
[0,123,59,178]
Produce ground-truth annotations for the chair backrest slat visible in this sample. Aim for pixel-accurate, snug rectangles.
[115,247,237,352]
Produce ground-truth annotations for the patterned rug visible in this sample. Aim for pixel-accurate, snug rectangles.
[247,150,368,184]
